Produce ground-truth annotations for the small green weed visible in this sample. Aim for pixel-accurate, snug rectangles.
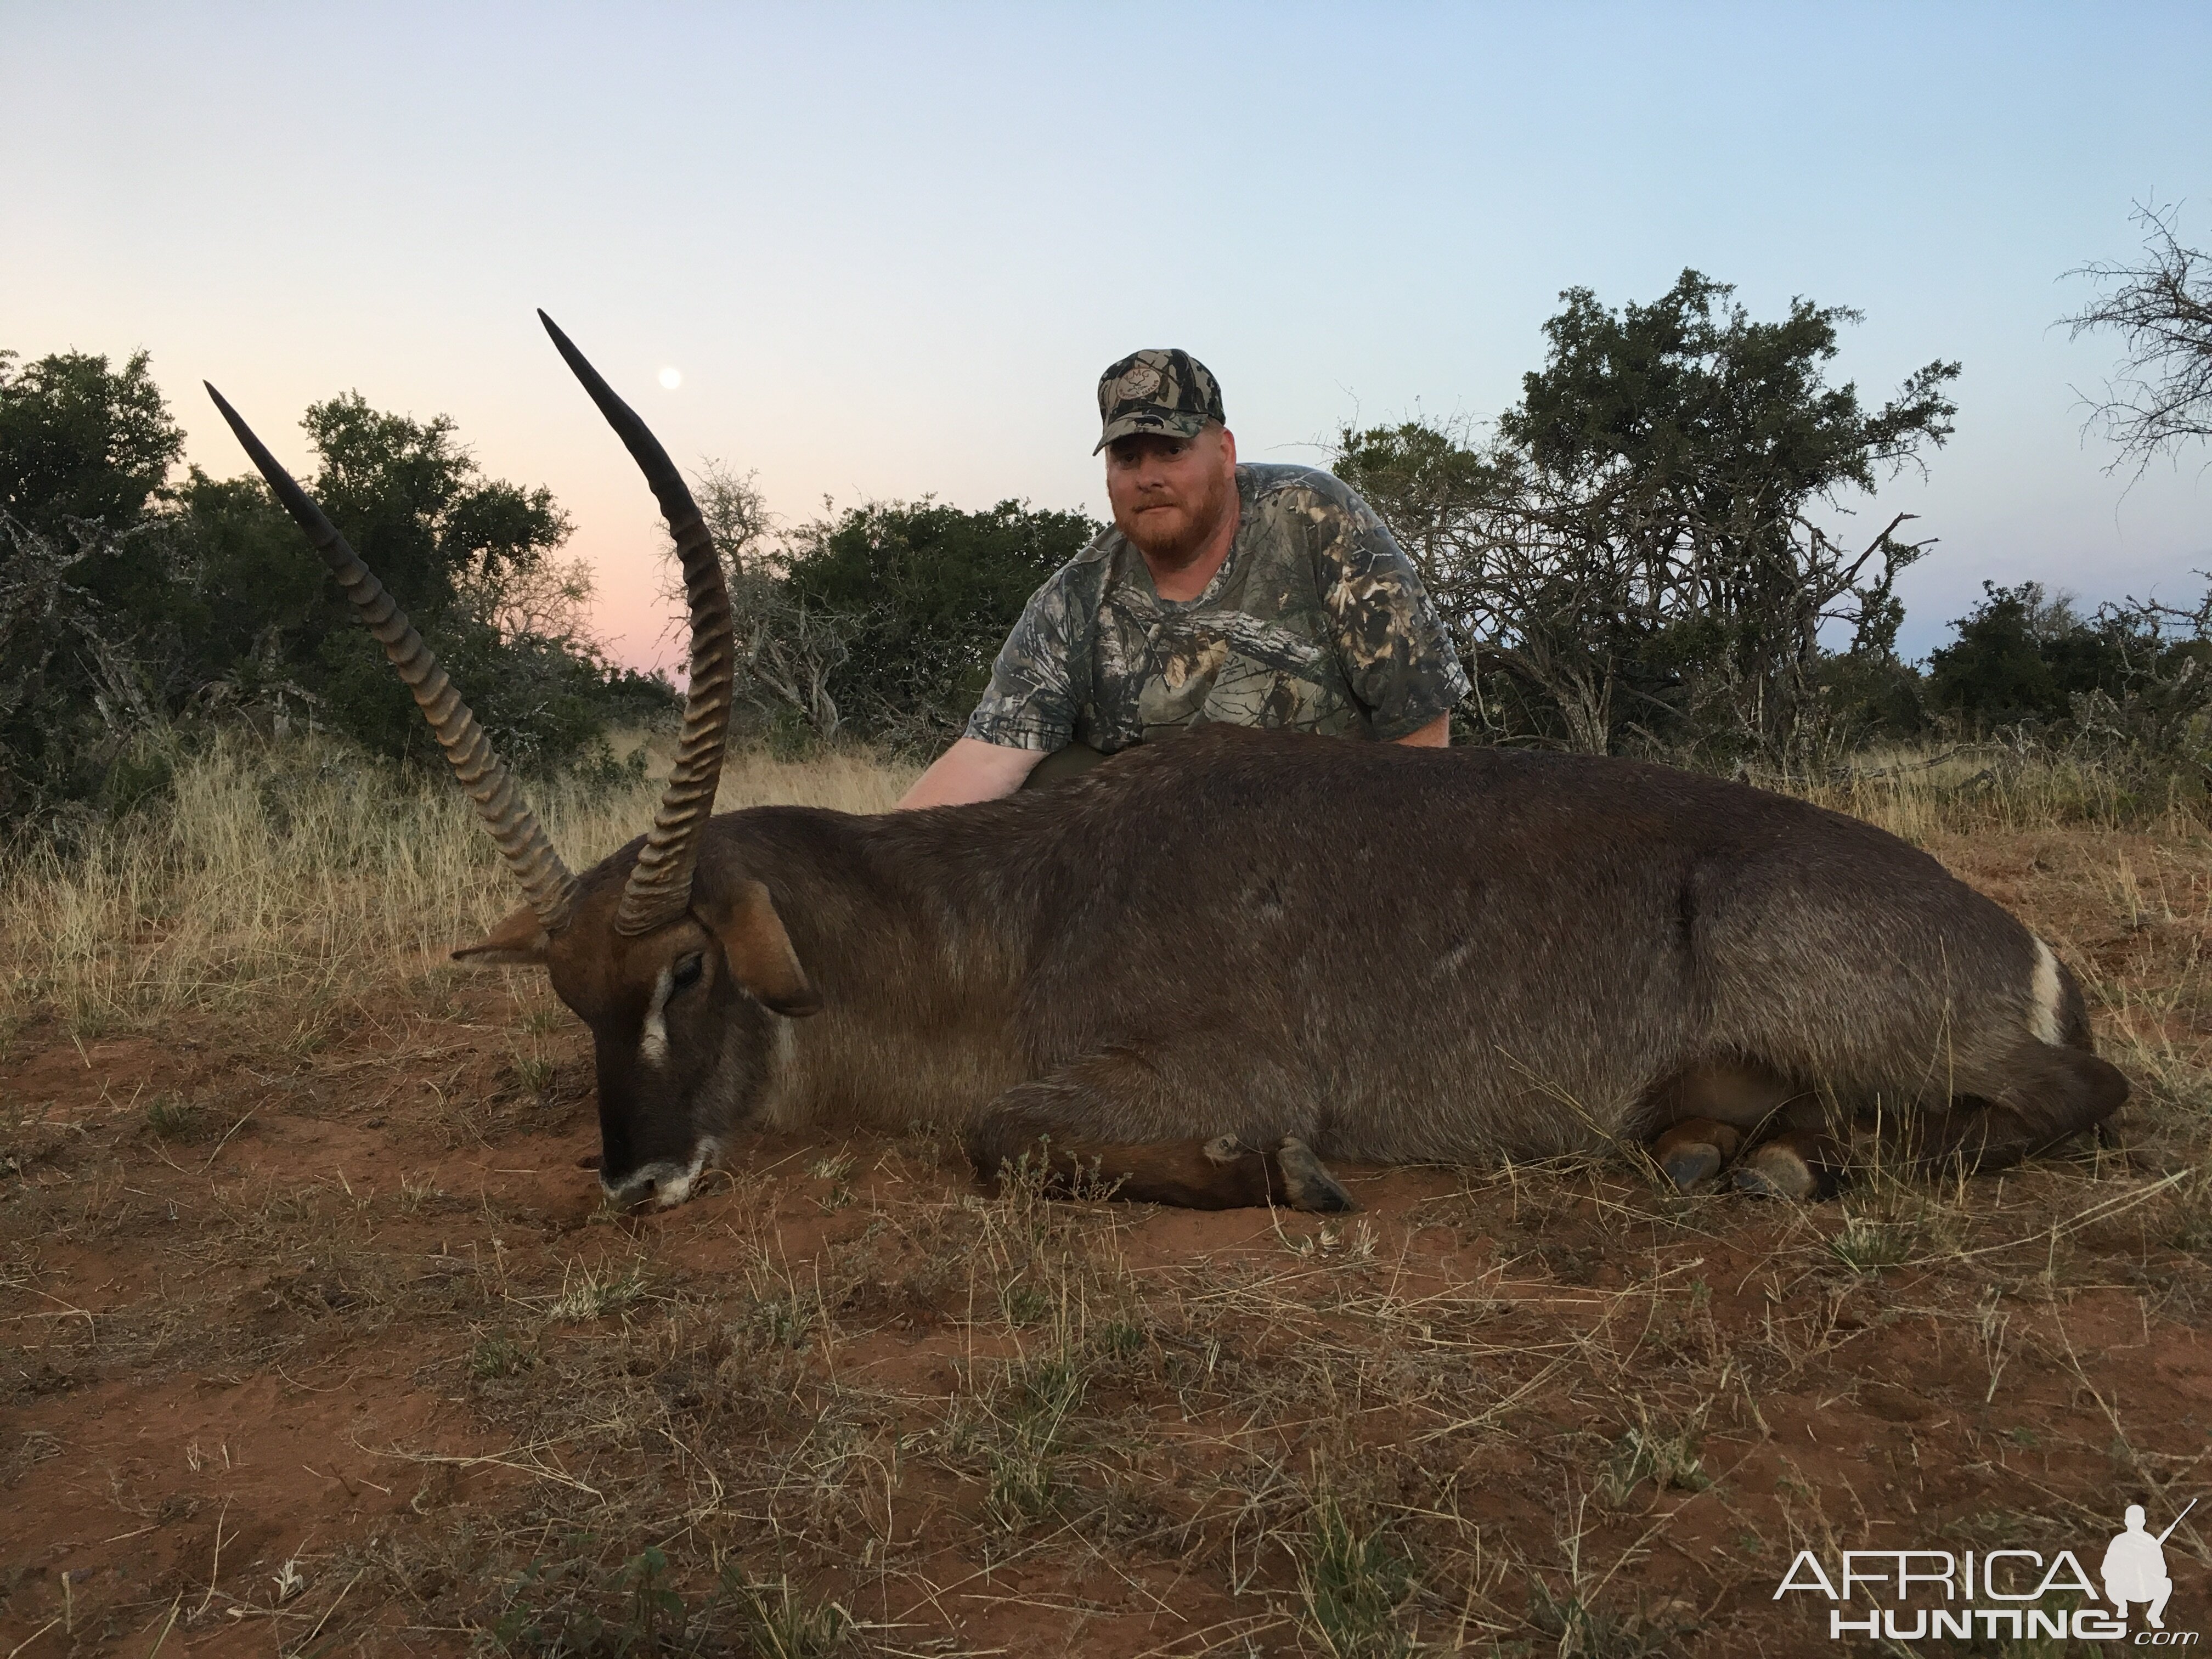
[470,1334,536,1380]
[2167,1166,2212,1257]
[806,1152,855,1211]
[512,1055,557,1094]
[984,1359,1086,1530]
[490,1546,686,1656]
[1598,1422,1709,1506]
[1526,1582,1680,1658]
[1299,1492,1414,1659]
[998,1279,1051,1328]
[719,1570,849,1659]
[1089,1319,1146,1359]
[747,1288,821,1350]
[144,1094,205,1141]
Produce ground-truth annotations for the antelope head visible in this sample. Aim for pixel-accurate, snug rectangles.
[208,313,823,1207]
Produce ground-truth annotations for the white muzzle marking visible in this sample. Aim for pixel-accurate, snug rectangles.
[600,1137,721,1209]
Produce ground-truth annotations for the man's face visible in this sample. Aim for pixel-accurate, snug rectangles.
[1104,425,1237,567]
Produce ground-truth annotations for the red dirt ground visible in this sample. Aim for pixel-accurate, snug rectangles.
[5,827,2212,1656]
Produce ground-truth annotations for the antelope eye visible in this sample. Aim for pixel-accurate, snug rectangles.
[670,954,704,992]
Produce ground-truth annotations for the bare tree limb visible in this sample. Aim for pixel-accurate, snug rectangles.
[2064,201,2212,476]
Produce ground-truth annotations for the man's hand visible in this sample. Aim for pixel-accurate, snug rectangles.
[897,738,1050,809]
[1395,713,1451,748]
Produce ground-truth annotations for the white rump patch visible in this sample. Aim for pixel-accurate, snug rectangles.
[639,964,675,1067]
[2029,938,2063,1045]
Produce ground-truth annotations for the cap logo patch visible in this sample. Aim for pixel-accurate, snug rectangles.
[1118,363,1163,402]
[1092,347,1223,452]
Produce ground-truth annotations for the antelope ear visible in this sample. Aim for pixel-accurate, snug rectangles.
[452,903,551,966]
[707,879,822,1017]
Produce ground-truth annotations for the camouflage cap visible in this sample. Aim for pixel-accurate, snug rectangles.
[1094,348,1224,454]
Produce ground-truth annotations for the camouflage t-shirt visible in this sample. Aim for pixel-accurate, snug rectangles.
[965,463,1469,754]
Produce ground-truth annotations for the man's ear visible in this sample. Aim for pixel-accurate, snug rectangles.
[452,903,550,967]
[706,879,822,1018]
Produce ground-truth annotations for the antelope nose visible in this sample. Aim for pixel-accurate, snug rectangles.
[597,1167,653,1207]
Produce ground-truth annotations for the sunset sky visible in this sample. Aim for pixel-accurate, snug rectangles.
[9,2,2209,673]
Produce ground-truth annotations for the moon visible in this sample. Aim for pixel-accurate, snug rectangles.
[658,366,682,390]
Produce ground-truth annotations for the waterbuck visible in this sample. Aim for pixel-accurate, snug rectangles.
[206,315,2128,1213]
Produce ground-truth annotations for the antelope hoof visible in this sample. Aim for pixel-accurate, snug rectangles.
[1275,1137,1355,1214]
[1660,1142,1725,1192]
[1733,1142,1818,1201]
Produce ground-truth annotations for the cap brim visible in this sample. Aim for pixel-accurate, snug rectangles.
[1093,409,1211,454]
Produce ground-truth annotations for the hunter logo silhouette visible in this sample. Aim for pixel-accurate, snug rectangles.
[2105,1499,2194,1629]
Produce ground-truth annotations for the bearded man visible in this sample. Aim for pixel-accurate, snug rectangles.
[899,348,1469,807]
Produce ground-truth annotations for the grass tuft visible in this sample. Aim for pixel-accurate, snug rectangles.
[1598,1420,1711,1506]
[1299,1491,1414,1659]
[470,1333,537,1381]
[1824,1211,1920,1274]
[982,1358,1087,1531]
[718,1571,849,1659]
[142,1093,204,1141]
[545,1260,651,1323]
[511,1055,557,1094]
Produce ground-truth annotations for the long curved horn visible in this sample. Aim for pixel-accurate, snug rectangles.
[537,311,734,938]
[204,383,580,933]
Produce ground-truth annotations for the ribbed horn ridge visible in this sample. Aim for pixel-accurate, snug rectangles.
[205,383,580,933]
[537,311,733,938]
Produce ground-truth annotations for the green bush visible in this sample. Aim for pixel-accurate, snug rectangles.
[783,498,1097,752]
[0,346,674,832]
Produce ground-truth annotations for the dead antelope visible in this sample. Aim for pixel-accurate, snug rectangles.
[206,316,2129,1212]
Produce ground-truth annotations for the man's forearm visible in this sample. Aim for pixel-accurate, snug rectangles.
[896,737,1050,809]
[1395,713,1450,748]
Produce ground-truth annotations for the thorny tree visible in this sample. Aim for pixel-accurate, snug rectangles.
[2066,202,2212,477]
[0,513,177,823]
[668,460,851,742]
[1337,271,1959,765]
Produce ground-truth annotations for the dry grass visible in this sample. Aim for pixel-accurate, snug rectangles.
[0,731,916,1043]
[3,736,2210,1657]
[1784,740,2205,842]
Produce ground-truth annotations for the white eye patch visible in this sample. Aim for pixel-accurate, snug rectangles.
[639,963,675,1066]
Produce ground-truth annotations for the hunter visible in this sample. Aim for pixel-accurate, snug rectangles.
[899,348,1469,807]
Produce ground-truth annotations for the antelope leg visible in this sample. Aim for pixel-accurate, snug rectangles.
[1648,1117,1745,1192]
[964,1052,1352,1212]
